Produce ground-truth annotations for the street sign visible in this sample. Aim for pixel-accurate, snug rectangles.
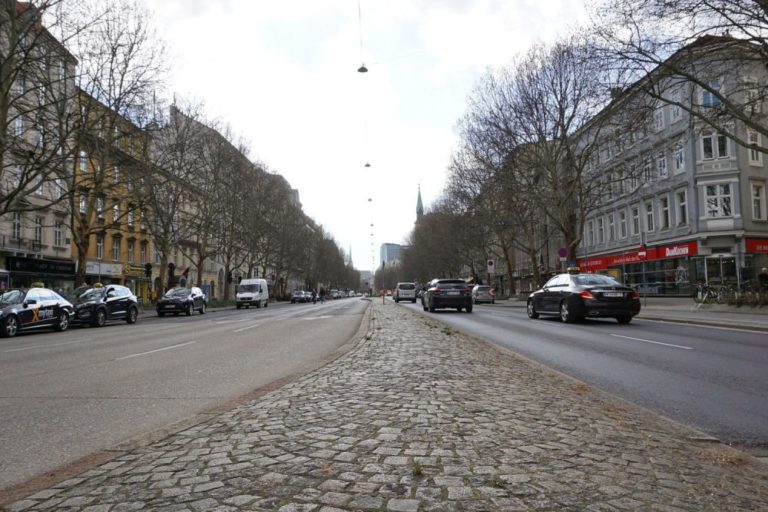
[558,247,567,258]
[638,245,647,260]
[487,259,495,274]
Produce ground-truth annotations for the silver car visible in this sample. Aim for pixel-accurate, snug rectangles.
[471,285,495,304]
[394,282,417,303]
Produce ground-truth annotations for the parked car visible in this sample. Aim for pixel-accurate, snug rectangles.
[471,284,495,304]
[527,271,640,324]
[236,278,269,309]
[71,284,139,327]
[157,286,207,316]
[291,290,308,303]
[394,282,417,303]
[421,278,473,313]
[0,287,73,337]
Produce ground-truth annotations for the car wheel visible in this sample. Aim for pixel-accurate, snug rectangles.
[265,301,268,307]
[256,301,261,309]
[527,300,539,319]
[158,311,165,317]
[185,305,192,316]
[560,300,577,323]
[174,312,179,316]
[54,311,70,332]
[199,302,206,315]
[422,300,428,311]
[616,316,632,324]
[412,299,416,303]
[457,306,462,312]
[428,300,436,313]
[237,304,242,309]
[127,307,138,324]
[92,309,107,327]
[466,305,473,313]
[1,315,19,337]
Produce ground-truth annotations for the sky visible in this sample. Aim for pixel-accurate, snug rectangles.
[147,0,590,272]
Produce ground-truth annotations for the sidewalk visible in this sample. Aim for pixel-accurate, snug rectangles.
[4,300,768,511]
[495,295,768,331]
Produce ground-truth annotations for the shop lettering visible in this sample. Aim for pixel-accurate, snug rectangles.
[664,246,689,257]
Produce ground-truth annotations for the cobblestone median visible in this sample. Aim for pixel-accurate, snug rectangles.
[6,301,768,511]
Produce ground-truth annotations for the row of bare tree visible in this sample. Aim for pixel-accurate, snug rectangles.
[381,0,768,294]
[1,0,359,299]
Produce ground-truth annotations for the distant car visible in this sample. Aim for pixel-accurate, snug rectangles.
[394,282,417,303]
[527,271,640,324]
[71,284,139,327]
[157,286,207,316]
[421,278,473,313]
[0,288,73,337]
[471,285,495,304]
[291,290,308,303]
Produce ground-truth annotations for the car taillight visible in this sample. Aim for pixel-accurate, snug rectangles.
[579,290,595,300]
[433,287,443,295]
[631,290,640,299]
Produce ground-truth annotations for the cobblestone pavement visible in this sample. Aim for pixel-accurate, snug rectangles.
[6,301,768,511]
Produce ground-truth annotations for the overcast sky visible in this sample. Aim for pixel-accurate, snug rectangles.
[147,0,589,272]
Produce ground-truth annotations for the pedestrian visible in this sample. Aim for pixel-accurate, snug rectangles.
[319,287,326,304]
[758,267,768,291]
[311,289,317,304]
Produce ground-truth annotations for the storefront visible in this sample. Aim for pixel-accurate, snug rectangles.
[123,264,151,304]
[85,261,123,286]
[5,256,75,292]
[578,242,699,296]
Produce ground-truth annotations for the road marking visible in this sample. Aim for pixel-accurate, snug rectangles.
[115,341,197,361]
[611,334,693,350]
[640,318,768,335]
[233,323,262,333]
[4,339,89,353]
[300,315,332,320]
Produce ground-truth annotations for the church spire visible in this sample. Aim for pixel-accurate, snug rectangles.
[416,184,424,221]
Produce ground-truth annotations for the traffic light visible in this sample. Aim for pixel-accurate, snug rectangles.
[144,262,152,277]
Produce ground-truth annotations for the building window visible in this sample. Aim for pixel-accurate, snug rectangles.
[587,220,594,246]
[702,79,722,108]
[127,208,134,227]
[676,190,688,226]
[34,217,43,242]
[631,205,640,236]
[670,89,681,121]
[656,153,668,179]
[705,183,733,218]
[643,158,654,183]
[752,183,767,220]
[653,107,664,131]
[748,131,763,165]
[112,237,120,261]
[54,177,64,199]
[79,191,87,214]
[746,82,762,114]
[113,165,120,184]
[97,196,105,218]
[660,196,670,230]
[79,151,87,171]
[628,164,639,189]
[619,210,627,239]
[645,201,655,232]
[12,213,22,239]
[140,243,146,264]
[140,209,147,230]
[608,213,615,241]
[701,130,729,159]
[15,115,24,137]
[597,217,605,244]
[96,234,104,260]
[674,142,685,174]
[54,222,62,246]
[127,240,135,263]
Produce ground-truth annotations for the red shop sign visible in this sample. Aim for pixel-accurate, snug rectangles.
[746,238,768,254]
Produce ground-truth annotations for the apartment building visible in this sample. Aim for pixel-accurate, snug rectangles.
[577,36,768,295]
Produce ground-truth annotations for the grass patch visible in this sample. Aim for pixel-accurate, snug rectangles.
[411,460,424,476]
[489,474,505,488]
[699,446,751,467]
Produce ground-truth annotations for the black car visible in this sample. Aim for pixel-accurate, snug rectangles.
[421,278,473,313]
[157,286,206,316]
[0,288,73,337]
[527,271,641,324]
[71,284,139,327]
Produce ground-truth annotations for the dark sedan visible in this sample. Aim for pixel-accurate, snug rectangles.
[157,286,206,316]
[0,288,73,337]
[71,284,139,327]
[527,271,640,324]
[421,278,473,313]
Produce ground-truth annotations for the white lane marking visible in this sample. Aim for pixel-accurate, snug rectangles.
[215,318,248,324]
[233,323,262,333]
[611,334,693,350]
[299,315,332,320]
[115,341,197,361]
[639,318,768,335]
[4,339,89,353]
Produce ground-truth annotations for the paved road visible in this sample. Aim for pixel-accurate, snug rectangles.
[401,300,768,451]
[0,299,367,491]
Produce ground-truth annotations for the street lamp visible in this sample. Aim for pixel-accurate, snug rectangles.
[357,64,368,73]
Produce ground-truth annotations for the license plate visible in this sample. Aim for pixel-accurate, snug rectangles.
[447,291,460,295]
[603,292,623,297]
[164,305,175,308]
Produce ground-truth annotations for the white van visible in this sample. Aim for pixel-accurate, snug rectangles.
[236,278,269,309]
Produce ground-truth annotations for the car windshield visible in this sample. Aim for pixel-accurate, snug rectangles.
[0,289,25,305]
[165,288,191,298]
[476,286,490,291]
[238,284,258,293]
[573,274,622,286]
[79,288,106,301]
[398,284,415,290]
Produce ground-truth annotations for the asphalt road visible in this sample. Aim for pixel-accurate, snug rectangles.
[0,298,368,491]
[400,300,768,452]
